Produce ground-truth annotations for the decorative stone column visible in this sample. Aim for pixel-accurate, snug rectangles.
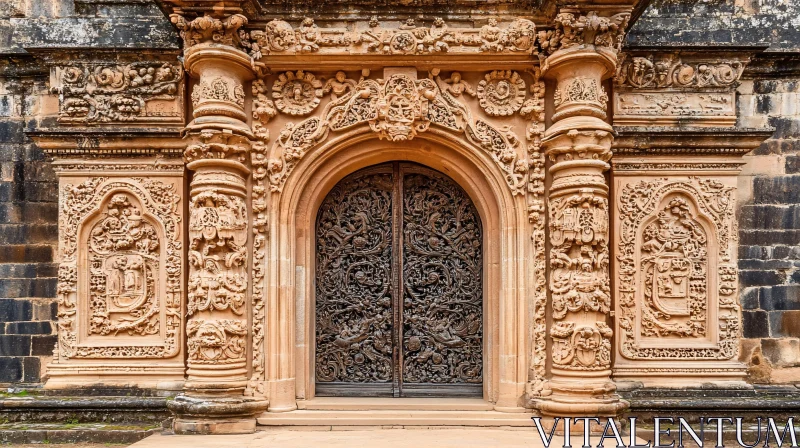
[166,11,268,434]
[533,9,630,419]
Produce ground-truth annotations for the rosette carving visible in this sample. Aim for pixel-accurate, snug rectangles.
[477,70,527,116]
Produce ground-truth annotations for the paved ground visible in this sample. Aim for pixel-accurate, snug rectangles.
[131,428,549,448]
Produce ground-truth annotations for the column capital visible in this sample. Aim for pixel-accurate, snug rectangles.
[538,9,631,77]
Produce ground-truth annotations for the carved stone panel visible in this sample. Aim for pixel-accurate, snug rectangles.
[611,160,745,384]
[612,53,748,128]
[49,61,184,126]
[47,160,186,387]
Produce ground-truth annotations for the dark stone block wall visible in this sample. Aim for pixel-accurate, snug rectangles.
[737,75,800,381]
[0,76,59,385]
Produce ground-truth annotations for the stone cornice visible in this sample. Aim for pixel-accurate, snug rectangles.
[612,126,775,156]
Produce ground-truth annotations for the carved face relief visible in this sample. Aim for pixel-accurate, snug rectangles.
[272,71,324,116]
[186,319,247,363]
[477,70,526,116]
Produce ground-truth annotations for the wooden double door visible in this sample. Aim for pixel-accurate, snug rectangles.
[314,162,483,397]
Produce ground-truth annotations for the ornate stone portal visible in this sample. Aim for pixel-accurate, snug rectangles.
[31,0,771,435]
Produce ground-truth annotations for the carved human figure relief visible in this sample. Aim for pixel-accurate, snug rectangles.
[548,191,612,370]
[88,193,160,336]
[266,71,526,194]
[56,175,183,360]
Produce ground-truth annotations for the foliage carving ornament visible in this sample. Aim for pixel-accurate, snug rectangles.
[51,63,182,124]
[57,178,182,359]
[170,13,248,49]
[246,17,536,57]
[617,178,739,360]
[537,11,630,56]
[267,72,526,194]
[615,54,745,89]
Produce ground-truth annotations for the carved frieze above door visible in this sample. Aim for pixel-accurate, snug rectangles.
[315,162,483,397]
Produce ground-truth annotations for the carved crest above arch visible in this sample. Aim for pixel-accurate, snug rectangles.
[262,71,529,195]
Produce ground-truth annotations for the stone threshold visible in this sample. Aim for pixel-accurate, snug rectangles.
[259,398,533,427]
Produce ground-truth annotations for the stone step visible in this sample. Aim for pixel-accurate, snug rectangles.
[0,394,170,424]
[297,397,494,411]
[0,422,159,445]
[258,409,535,427]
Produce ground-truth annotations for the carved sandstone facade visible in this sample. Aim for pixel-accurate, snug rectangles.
[26,0,772,434]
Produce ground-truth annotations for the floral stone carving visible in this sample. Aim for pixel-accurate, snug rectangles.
[51,62,183,125]
[476,70,527,117]
[246,17,536,57]
[272,71,324,116]
[617,178,739,360]
[268,71,526,195]
[615,54,745,89]
[56,175,183,359]
[88,194,161,336]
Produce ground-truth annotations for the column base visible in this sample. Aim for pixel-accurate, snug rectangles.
[531,378,629,417]
[168,395,269,435]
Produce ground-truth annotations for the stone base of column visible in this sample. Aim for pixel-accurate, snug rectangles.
[168,395,269,435]
[531,372,628,418]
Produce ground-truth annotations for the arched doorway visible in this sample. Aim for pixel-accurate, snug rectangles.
[314,162,483,398]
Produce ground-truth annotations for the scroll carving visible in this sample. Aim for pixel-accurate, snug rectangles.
[248,80,274,396]
[524,68,548,394]
[57,177,182,359]
[615,54,745,89]
[267,72,525,195]
[617,178,739,360]
[247,17,536,57]
[191,77,245,109]
[402,172,483,384]
[51,63,183,124]
[554,77,607,109]
[315,172,394,383]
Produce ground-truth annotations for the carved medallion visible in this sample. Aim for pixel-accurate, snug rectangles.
[476,70,526,116]
[272,70,324,116]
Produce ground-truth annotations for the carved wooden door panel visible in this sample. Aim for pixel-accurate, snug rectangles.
[315,163,483,398]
